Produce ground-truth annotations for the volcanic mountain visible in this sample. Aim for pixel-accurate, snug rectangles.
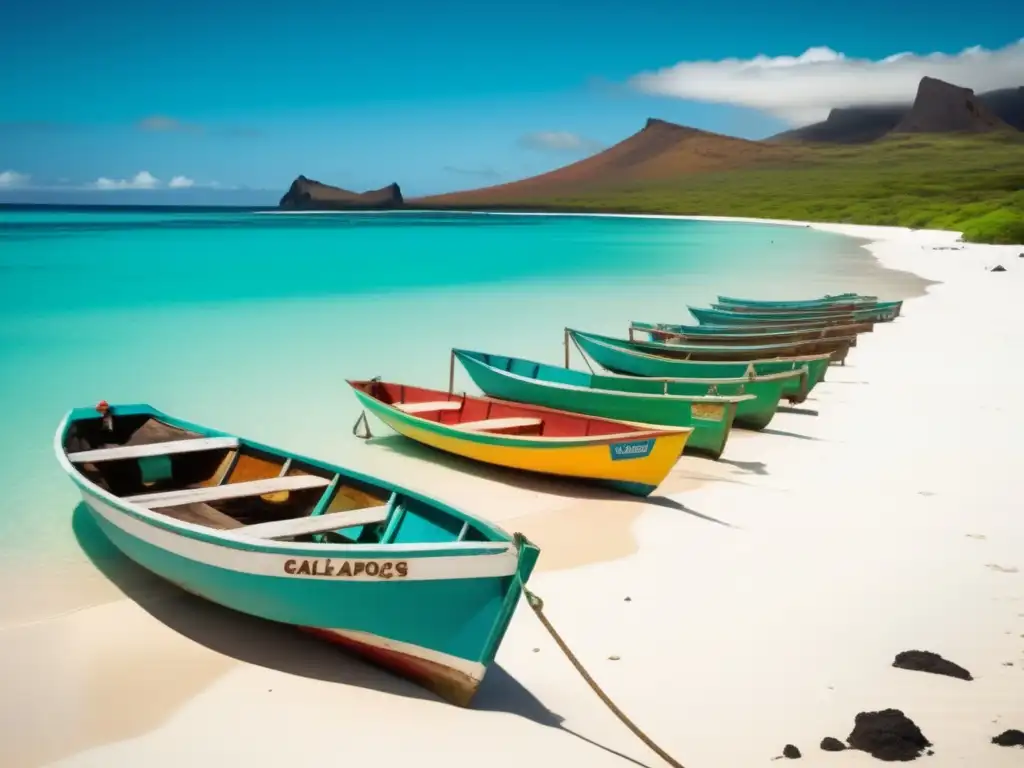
[771,78,1022,144]
[414,119,801,207]
[891,76,1012,134]
[279,176,404,210]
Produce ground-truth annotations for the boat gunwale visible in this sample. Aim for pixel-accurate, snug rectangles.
[453,349,758,404]
[55,405,519,559]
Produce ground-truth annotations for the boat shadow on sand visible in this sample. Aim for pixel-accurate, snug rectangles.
[365,434,735,528]
[71,504,656,767]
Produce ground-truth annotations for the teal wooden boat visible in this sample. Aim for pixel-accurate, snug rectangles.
[567,329,825,403]
[634,319,873,339]
[452,349,753,457]
[568,326,851,364]
[702,302,897,323]
[717,294,902,317]
[689,305,892,327]
[720,292,865,306]
[454,350,782,438]
[630,321,859,349]
[56,402,540,707]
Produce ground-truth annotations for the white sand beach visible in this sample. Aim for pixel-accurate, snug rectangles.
[2,221,1023,768]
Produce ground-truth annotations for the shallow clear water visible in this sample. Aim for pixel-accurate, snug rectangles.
[0,209,927,614]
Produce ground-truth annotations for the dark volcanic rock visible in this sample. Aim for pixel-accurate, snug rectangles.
[771,105,907,144]
[891,77,1013,134]
[847,709,932,762]
[278,175,403,211]
[782,744,802,759]
[770,81,1023,144]
[980,86,1024,130]
[893,650,973,681]
[992,729,1024,747]
[820,737,846,752]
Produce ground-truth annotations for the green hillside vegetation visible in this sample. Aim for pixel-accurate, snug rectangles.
[489,134,1024,245]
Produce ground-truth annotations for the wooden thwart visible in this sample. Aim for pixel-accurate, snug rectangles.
[68,436,239,464]
[395,401,462,415]
[125,474,331,509]
[235,505,391,540]
[455,417,543,432]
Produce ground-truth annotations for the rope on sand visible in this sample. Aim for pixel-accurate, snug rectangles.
[521,585,688,768]
[352,411,373,439]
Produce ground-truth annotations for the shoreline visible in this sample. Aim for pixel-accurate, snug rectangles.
[3,215,1022,768]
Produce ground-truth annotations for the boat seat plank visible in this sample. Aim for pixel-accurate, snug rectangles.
[455,417,543,432]
[395,401,462,414]
[125,474,331,509]
[235,505,391,540]
[68,437,239,464]
[160,502,245,530]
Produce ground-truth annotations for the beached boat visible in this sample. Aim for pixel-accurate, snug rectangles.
[686,309,877,332]
[717,294,902,317]
[633,320,873,341]
[454,348,785,434]
[566,329,825,404]
[629,321,860,347]
[705,302,897,323]
[689,305,891,327]
[719,292,866,307]
[347,380,691,497]
[571,326,851,364]
[570,329,834,385]
[451,349,750,457]
[56,402,540,707]
[624,324,854,361]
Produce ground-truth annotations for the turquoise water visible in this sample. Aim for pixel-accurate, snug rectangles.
[0,209,926,620]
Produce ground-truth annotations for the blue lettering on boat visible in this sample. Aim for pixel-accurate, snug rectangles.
[609,439,655,461]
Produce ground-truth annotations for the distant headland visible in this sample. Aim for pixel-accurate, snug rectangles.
[278,176,404,211]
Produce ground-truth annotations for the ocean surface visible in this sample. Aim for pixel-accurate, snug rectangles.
[0,207,929,622]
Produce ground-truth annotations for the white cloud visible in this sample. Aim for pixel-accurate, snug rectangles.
[92,171,161,190]
[168,175,195,188]
[518,131,604,153]
[629,38,1024,125]
[0,170,30,188]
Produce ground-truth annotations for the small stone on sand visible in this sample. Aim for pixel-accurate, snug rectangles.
[847,709,932,762]
[992,729,1024,747]
[820,737,846,752]
[782,744,801,759]
[893,650,973,681]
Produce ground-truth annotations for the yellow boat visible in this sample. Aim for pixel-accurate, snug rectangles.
[347,379,692,496]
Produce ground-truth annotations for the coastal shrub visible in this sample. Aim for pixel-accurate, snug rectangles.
[959,209,1024,245]
[501,133,1024,245]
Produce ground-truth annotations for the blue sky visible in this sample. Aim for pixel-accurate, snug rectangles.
[1,0,1021,203]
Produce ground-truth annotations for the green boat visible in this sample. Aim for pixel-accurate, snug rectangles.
[684,311,876,333]
[452,349,755,457]
[566,329,825,404]
[689,305,892,327]
[702,302,897,323]
[717,294,902,316]
[635,320,874,339]
[630,321,859,348]
[720,291,864,305]
[565,325,851,364]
